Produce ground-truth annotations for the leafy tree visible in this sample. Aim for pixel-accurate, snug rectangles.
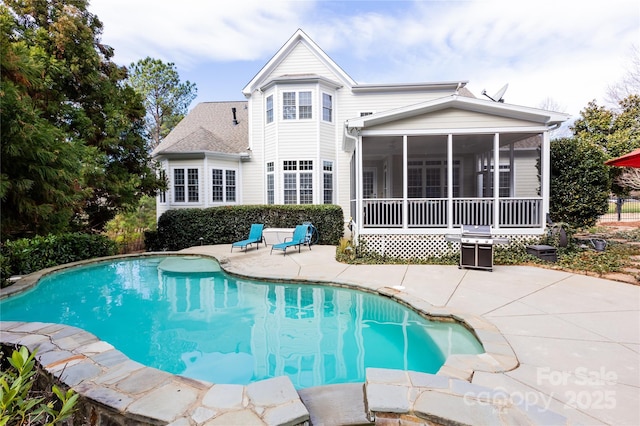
[572,95,640,195]
[0,0,163,238]
[127,57,197,149]
[549,137,610,229]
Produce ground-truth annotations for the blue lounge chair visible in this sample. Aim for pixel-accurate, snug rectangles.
[231,224,265,252]
[270,224,311,255]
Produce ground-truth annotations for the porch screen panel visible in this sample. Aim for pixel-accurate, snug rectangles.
[452,134,494,226]
[498,133,543,227]
[361,136,404,227]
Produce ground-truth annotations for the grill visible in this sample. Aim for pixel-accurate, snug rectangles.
[445,225,510,271]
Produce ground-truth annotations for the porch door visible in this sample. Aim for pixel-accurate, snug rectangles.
[363,168,377,198]
[407,160,445,198]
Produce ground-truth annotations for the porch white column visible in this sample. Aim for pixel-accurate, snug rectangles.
[542,131,550,225]
[402,135,408,229]
[356,133,363,232]
[493,133,500,229]
[447,134,453,229]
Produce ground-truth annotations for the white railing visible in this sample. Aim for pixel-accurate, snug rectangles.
[453,198,493,227]
[363,199,403,228]
[361,197,542,228]
[408,199,447,227]
[499,198,542,227]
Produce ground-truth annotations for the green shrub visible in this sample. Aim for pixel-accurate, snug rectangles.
[550,137,610,229]
[1,233,117,285]
[0,346,78,424]
[149,205,345,251]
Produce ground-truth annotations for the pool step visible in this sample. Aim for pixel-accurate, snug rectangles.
[298,383,373,426]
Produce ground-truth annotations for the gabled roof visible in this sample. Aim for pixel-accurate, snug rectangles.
[242,29,357,96]
[152,101,248,158]
[345,94,570,129]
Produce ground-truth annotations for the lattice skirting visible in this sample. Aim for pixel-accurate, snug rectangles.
[359,234,538,259]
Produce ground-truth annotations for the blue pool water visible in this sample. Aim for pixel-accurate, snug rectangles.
[0,256,483,389]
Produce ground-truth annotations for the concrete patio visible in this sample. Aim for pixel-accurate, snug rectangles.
[181,243,640,425]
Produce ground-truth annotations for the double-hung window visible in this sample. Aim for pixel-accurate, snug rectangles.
[322,93,332,122]
[174,168,199,203]
[323,160,333,204]
[283,91,312,120]
[266,95,274,123]
[283,92,297,120]
[283,160,313,204]
[211,168,237,203]
[158,169,167,203]
[266,161,275,204]
[299,92,312,119]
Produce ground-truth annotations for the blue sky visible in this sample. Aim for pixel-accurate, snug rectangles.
[88,0,639,117]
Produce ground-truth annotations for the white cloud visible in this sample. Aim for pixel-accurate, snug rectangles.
[89,0,313,64]
[88,0,639,115]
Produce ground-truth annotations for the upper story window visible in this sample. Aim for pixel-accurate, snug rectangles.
[283,91,312,120]
[322,93,332,122]
[299,92,312,119]
[174,168,199,203]
[266,95,273,123]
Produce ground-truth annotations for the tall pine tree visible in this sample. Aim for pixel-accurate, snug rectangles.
[0,0,162,237]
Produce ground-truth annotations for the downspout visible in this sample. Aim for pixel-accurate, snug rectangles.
[344,124,359,242]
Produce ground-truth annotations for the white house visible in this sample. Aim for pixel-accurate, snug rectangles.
[152,29,569,257]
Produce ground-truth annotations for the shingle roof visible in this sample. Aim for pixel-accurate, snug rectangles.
[152,101,248,157]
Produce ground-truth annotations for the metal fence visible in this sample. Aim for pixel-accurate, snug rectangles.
[599,198,640,222]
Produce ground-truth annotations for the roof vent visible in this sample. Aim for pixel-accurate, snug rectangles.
[232,107,239,125]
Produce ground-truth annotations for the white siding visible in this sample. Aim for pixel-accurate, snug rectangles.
[367,109,542,132]
[269,42,338,81]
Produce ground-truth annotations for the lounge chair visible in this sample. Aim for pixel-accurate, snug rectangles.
[231,224,266,252]
[270,224,311,255]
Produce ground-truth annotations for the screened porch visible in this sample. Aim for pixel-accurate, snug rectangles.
[351,132,546,230]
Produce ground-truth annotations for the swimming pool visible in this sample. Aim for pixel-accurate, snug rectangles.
[0,256,483,389]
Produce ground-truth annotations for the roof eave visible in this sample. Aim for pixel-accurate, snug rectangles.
[346,95,571,129]
[153,151,250,161]
[351,81,467,93]
[260,75,343,92]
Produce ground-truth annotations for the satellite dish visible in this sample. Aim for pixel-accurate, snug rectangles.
[481,83,509,102]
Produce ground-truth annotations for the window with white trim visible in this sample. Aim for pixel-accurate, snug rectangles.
[323,160,333,204]
[266,95,273,123]
[283,160,313,204]
[174,168,199,203]
[299,91,312,119]
[322,93,332,122]
[266,161,275,204]
[211,168,236,203]
[282,91,312,120]
[283,92,296,120]
[159,169,167,203]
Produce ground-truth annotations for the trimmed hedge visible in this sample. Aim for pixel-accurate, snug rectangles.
[1,233,117,287]
[146,205,345,251]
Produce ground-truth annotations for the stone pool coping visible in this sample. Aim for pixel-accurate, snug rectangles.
[1,251,568,425]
